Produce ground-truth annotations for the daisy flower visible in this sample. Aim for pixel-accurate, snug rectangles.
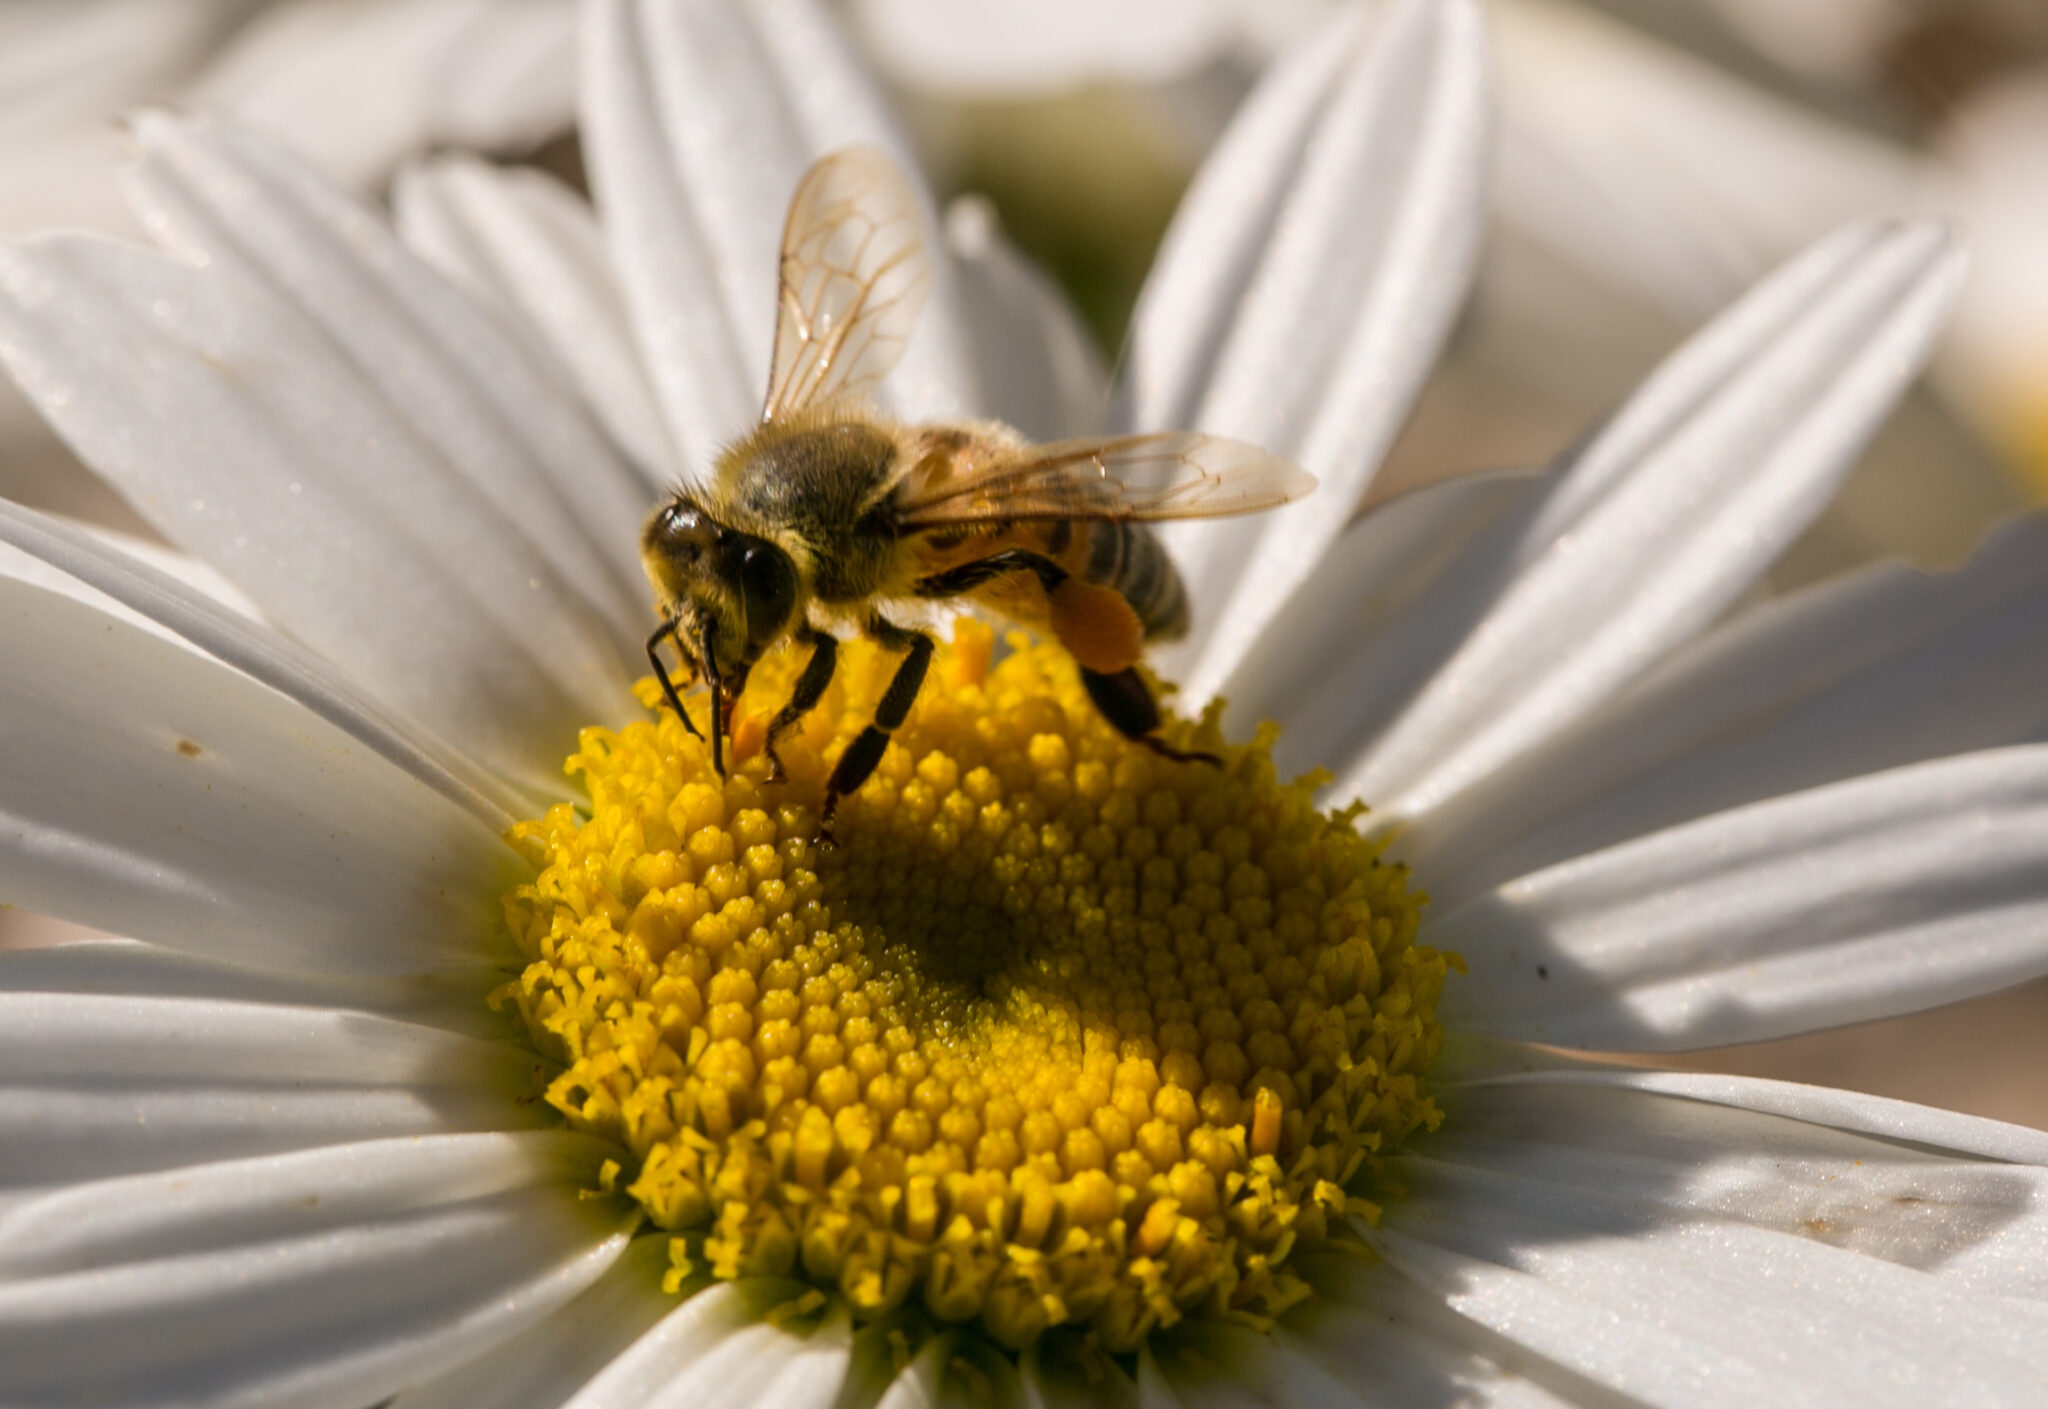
[2,1,2046,1405]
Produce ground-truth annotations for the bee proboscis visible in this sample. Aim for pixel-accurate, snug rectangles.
[641,146,1316,832]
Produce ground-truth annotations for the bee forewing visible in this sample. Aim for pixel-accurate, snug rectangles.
[761,146,934,422]
[894,432,1317,526]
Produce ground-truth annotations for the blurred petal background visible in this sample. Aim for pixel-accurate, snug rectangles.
[3,0,2044,1124]
[0,0,579,526]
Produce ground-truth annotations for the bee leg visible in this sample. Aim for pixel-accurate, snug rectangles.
[820,617,933,841]
[646,617,705,741]
[1080,666,1222,768]
[698,624,728,778]
[764,624,839,784]
[912,549,1067,598]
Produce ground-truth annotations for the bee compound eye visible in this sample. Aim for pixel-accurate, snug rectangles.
[737,541,798,647]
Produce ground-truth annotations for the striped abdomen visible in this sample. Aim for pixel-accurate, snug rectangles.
[1044,518,1189,641]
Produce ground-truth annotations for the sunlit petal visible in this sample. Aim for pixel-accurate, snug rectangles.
[1341,219,1964,823]
[0,576,515,974]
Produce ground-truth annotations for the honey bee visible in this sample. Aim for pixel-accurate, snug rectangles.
[641,146,1315,830]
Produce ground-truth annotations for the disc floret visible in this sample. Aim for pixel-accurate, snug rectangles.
[497,623,1450,1350]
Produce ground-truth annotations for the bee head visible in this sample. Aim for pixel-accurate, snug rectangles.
[642,497,799,678]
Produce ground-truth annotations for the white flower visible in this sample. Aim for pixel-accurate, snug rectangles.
[1,1,2045,1405]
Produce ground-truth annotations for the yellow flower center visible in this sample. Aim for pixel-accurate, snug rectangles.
[496,622,1450,1351]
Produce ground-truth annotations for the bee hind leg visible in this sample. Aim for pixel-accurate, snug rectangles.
[1080,666,1221,768]
[764,624,838,784]
[820,617,933,842]
[912,549,1066,598]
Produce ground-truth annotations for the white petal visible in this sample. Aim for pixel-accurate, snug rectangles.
[388,1235,679,1409]
[1435,745,2048,1050]
[633,0,828,379]
[0,576,517,974]
[124,110,650,646]
[1132,0,1487,695]
[872,1330,955,1409]
[1122,2,1380,437]
[877,1330,1053,1409]
[1154,1324,1343,1409]
[1492,0,1925,323]
[0,989,544,1186]
[1417,508,2048,903]
[1341,219,1965,823]
[1212,469,1542,781]
[0,1,232,244]
[0,495,526,828]
[1277,1276,1583,1407]
[1163,1295,1581,1409]
[0,235,635,788]
[1367,1216,2045,1408]
[0,1136,632,1409]
[0,1,228,135]
[848,0,1240,96]
[393,155,680,485]
[189,0,578,192]
[0,1088,519,1202]
[560,1281,851,1409]
[1020,1340,1138,1409]
[70,517,264,615]
[827,1315,904,1409]
[1358,1072,2048,1405]
[0,1130,607,1275]
[581,0,973,469]
[578,0,757,459]
[1134,1345,1185,1409]
[1453,1054,2048,1166]
[1417,1073,2048,1302]
[0,992,536,1093]
[0,937,498,1035]
[938,1336,1031,1409]
[945,195,1108,442]
[0,516,217,646]
[735,1304,853,1409]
